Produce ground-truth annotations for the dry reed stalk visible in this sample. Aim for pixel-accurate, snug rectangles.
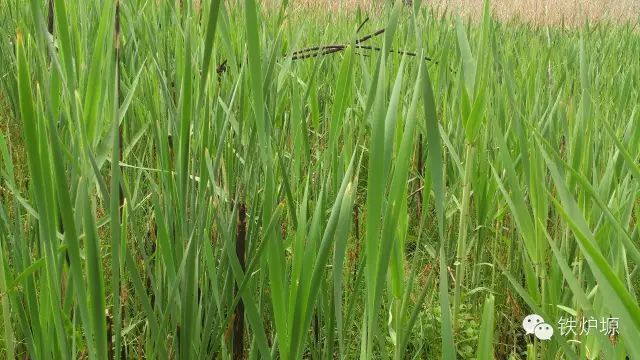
[289,27,433,61]
[232,203,247,360]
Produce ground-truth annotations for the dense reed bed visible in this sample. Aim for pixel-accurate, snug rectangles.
[0,0,639,358]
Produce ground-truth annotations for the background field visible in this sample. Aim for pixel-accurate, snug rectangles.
[0,0,639,359]
[281,0,640,26]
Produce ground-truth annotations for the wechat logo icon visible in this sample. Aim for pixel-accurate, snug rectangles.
[522,314,554,340]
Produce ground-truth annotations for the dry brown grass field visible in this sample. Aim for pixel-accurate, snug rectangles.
[275,0,640,26]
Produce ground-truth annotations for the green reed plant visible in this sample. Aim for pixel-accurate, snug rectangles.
[0,0,639,359]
